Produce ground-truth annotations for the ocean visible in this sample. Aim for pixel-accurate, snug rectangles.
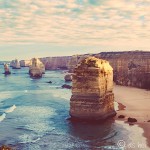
[0,65,147,150]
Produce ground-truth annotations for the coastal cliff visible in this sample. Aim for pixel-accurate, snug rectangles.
[40,56,71,70]
[20,60,30,67]
[95,51,150,89]
[21,51,150,89]
[67,51,150,89]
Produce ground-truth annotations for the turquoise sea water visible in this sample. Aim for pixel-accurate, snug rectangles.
[0,65,147,150]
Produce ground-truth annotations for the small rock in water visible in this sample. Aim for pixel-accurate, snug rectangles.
[118,115,125,119]
[62,84,72,89]
[4,71,11,75]
[127,117,137,123]
[129,123,135,126]
[46,81,52,83]
[64,74,72,82]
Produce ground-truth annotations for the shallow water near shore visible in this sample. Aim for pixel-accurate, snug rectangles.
[0,66,149,150]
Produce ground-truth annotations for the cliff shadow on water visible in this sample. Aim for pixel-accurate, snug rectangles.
[66,118,132,149]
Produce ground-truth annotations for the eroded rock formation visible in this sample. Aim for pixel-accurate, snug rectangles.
[4,64,11,75]
[10,59,21,69]
[20,60,30,67]
[29,58,45,78]
[70,57,116,121]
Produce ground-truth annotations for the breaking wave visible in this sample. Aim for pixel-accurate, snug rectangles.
[0,113,6,122]
[5,105,16,113]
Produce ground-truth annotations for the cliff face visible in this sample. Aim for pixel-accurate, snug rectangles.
[95,51,150,89]
[40,56,71,70]
[34,51,150,89]
[70,57,116,120]
[20,60,30,67]
[67,51,150,89]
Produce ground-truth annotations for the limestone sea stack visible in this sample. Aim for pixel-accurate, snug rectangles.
[20,60,30,67]
[4,64,11,75]
[29,58,45,78]
[70,56,116,121]
[11,59,21,69]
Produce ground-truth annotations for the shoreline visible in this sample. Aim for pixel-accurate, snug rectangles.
[114,84,150,148]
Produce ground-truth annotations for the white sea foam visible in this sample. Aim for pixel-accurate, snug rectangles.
[0,113,6,122]
[5,105,16,113]
[19,134,41,144]
[24,122,55,134]
[15,106,56,144]
[15,106,56,118]
[116,120,147,147]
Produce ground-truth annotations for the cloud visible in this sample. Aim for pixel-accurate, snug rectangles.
[0,0,150,49]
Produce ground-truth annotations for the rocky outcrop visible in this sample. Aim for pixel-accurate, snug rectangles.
[10,59,21,69]
[70,57,116,121]
[20,60,30,67]
[64,74,73,82]
[127,117,137,123]
[29,58,45,78]
[62,84,72,89]
[4,64,11,75]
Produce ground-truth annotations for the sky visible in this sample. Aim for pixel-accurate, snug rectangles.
[0,0,150,60]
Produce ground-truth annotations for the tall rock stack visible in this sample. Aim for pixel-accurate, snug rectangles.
[4,64,11,75]
[10,59,21,69]
[29,58,45,78]
[70,57,116,121]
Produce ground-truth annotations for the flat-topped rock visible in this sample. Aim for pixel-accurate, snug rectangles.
[29,58,45,78]
[70,57,116,121]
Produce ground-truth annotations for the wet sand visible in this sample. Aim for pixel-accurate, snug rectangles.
[114,85,150,147]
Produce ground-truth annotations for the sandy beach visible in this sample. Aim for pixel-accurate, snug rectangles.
[114,85,150,147]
